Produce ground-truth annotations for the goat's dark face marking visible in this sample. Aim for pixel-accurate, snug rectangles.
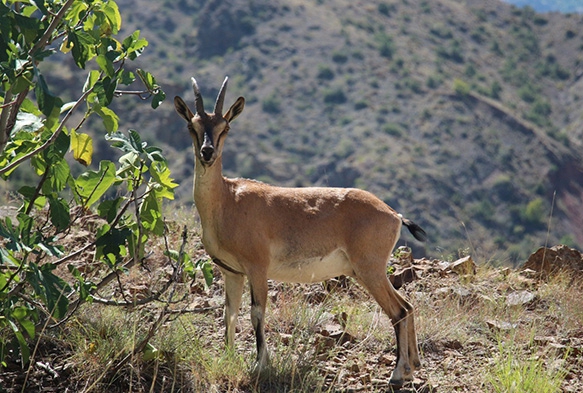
[174,76,244,167]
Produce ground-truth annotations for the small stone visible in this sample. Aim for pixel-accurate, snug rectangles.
[450,256,477,275]
[486,319,517,332]
[506,290,536,307]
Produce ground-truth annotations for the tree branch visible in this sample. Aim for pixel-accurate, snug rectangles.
[28,0,76,58]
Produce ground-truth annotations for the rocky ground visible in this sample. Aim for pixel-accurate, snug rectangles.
[1,234,582,392]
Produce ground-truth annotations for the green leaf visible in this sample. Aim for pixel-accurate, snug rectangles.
[68,30,95,68]
[149,164,177,200]
[95,54,114,77]
[18,186,46,211]
[122,30,148,60]
[83,70,100,92]
[48,196,70,232]
[201,260,214,287]
[129,129,144,152]
[46,158,70,193]
[152,89,165,109]
[8,320,30,366]
[75,160,117,207]
[30,0,49,16]
[101,1,122,34]
[70,129,93,166]
[12,307,35,339]
[94,105,119,133]
[119,70,135,85]
[139,191,164,236]
[27,263,70,319]
[97,197,122,224]
[95,227,132,265]
[91,76,117,106]
[34,72,61,116]
[64,1,89,26]
[68,265,95,302]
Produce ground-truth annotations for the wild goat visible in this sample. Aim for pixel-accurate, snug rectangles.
[174,77,427,387]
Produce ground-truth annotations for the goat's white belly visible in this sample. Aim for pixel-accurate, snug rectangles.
[267,248,353,283]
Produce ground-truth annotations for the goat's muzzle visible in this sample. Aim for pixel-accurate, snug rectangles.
[200,145,214,162]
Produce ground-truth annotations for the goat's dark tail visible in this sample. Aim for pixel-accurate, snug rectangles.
[400,216,427,242]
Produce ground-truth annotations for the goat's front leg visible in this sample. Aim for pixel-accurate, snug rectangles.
[247,270,269,372]
[222,269,245,348]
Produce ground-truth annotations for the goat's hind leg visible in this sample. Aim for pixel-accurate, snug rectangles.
[355,271,416,387]
[247,268,269,373]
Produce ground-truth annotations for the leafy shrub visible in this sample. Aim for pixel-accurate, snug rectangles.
[354,100,368,110]
[378,2,397,16]
[382,123,403,137]
[426,75,442,89]
[436,40,464,63]
[317,65,335,80]
[0,0,204,369]
[262,94,282,113]
[332,52,348,64]
[525,99,552,127]
[522,198,546,225]
[323,88,347,104]
[453,78,471,96]
[490,80,502,99]
[376,33,396,59]
[517,84,538,103]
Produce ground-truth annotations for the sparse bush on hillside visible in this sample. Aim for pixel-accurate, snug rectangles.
[429,23,453,39]
[436,40,465,63]
[525,98,552,127]
[354,100,368,110]
[453,78,471,96]
[382,123,403,137]
[490,80,503,99]
[426,74,443,89]
[317,65,335,80]
[536,55,571,80]
[378,2,397,17]
[323,87,347,104]
[517,83,539,103]
[332,51,349,64]
[262,93,282,114]
[376,32,396,59]
[522,197,547,226]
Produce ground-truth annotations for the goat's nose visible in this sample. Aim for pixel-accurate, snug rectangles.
[200,146,214,161]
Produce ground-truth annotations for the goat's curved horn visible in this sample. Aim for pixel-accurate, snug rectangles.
[214,76,229,116]
[191,77,205,116]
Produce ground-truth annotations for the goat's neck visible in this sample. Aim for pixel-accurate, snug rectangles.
[193,156,227,224]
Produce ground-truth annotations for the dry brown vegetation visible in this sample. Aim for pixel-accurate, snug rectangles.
[1,209,582,392]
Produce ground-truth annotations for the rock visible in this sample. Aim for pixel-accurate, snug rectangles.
[522,244,583,278]
[506,290,536,307]
[389,266,418,289]
[450,256,477,275]
[486,319,517,332]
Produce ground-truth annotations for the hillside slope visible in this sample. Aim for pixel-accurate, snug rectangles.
[46,0,583,264]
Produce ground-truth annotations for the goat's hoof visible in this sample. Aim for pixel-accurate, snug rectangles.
[389,377,404,388]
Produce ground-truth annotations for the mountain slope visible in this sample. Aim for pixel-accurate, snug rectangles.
[57,0,583,263]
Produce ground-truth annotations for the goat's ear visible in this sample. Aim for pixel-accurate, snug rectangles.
[174,96,194,122]
[224,97,245,123]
